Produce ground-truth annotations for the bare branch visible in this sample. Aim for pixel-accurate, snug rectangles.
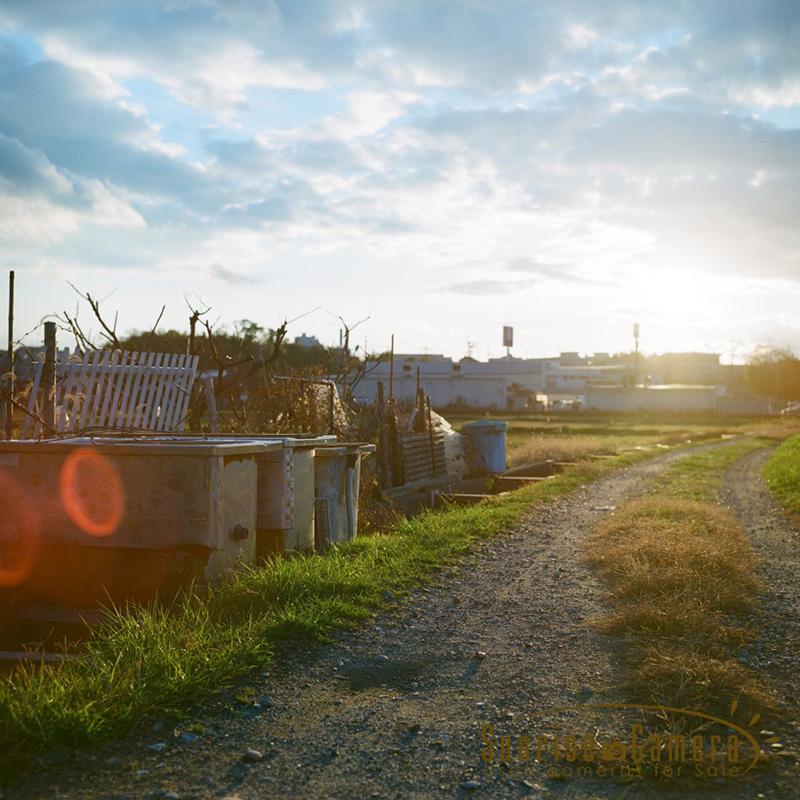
[59,308,96,354]
[287,305,322,325]
[185,296,212,357]
[144,305,166,352]
[67,282,121,348]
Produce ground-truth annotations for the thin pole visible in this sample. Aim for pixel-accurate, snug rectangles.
[5,270,14,438]
[43,321,57,436]
[388,334,394,401]
[426,396,437,476]
[376,380,388,485]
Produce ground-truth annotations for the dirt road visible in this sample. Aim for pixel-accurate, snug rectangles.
[10,443,800,799]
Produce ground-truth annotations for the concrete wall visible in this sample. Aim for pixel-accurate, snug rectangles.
[353,372,509,409]
[586,386,718,413]
[716,394,774,416]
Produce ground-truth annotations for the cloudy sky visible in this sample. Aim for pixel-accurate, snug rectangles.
[1,1,799,360]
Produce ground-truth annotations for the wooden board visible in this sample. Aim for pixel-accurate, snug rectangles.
[492,475,551,488]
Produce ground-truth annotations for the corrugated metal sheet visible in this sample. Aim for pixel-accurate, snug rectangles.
[399,431,446,483]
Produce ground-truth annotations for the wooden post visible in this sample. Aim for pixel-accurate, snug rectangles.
[341,326,350,404]
[42,321,57,436]
[328,381,335,434]
[388,334,394,401]
[376,380,389,486]
[414,381,426,433]
[426,396,437,477]
[387,403,402,486]
[203,376,218,433]
[5,270,13,439]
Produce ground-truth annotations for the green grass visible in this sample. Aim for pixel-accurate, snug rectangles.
[649,437,771,501]
[764,434,800,515]
[0,447,662,767]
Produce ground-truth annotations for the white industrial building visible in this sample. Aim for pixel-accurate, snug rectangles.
[349,350,773,414]
[352,354,523,410]
[352,352,631,410]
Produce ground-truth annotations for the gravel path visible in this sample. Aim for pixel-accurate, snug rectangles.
[721,447,800,798]
[9,442,799,799]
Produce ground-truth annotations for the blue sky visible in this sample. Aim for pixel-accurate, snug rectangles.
[1,1,799,360]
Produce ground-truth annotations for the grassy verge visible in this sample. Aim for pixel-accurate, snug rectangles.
[0,446,665,765]
[648,437,771,501]
[763,434,800,515]
[584,437,776,722]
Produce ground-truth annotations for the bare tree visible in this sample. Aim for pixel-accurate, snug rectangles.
[324,312,388,405]
[54,284,168,356]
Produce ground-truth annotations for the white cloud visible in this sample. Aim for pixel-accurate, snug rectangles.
[566,24,598,49]
[730,80,800,109]
[1,1,800,356]
[322,90,420,139]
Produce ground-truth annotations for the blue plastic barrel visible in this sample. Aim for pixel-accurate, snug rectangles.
[460,419,507,474]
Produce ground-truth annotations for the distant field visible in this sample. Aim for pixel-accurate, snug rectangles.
[447,412,800,466]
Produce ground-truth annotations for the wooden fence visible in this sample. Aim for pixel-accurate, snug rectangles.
[22,350,199,437]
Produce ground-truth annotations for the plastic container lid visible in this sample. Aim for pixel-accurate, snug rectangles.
[315,443,376,457]
[460,419,508,432]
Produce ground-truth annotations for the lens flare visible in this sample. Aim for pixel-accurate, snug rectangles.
[0,469,42,587]
[59,449,125,537]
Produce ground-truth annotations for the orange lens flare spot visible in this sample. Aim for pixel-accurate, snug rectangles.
[60,450,125,537]
[0,470,42,587]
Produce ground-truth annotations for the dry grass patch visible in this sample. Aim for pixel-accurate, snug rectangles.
[589,497,761,615]
[509,433,615,465]
[631,645,777,716]
[746,417,800,441]
[507,430,716,468]
[508,433,683,466]
[597,601,751,652]
[585,495,773,719]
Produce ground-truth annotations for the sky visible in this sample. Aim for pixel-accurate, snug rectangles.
[1,1,799,362]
